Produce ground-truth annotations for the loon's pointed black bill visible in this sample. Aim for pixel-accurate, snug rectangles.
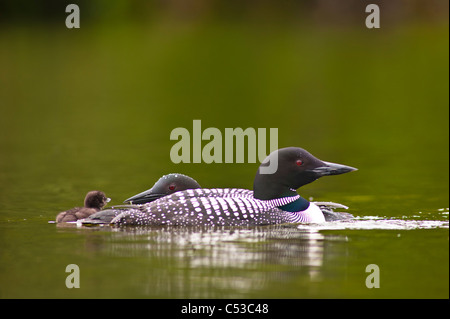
[309,161,357,177]
[123,190,166,204]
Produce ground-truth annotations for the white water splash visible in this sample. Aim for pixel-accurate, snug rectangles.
[297,210,449,231]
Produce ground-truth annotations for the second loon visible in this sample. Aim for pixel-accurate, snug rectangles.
[104,147,356,226]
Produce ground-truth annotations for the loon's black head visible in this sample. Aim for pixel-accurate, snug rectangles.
[124,173,201,204]
[253,147,357,200]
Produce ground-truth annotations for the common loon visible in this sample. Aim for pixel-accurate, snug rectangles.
[56,191,110,223]
[120,173,353,220]
[101,147,356,226]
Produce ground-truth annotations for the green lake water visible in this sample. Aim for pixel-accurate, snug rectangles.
[0,20,448,299]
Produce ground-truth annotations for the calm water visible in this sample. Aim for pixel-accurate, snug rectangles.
[0,22,448,298]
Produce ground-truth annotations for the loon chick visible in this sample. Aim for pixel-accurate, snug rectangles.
[56,191,110,223]
[110,147,357,226]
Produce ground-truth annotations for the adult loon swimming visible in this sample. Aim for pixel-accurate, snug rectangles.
[101,147,356,226]
[56,191,110,223]
[82,171,351,225]
[121,173,353,220]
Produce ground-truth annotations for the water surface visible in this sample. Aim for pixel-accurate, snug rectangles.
[0,22,448,299]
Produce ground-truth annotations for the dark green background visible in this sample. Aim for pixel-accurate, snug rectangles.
[0,1,448,298]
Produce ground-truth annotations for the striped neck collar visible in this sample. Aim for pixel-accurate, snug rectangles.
[261,195,311,212]
[261,195,300,207]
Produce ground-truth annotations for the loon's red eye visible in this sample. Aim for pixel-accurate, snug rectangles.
[296,159,303,166]
[169,185,176,191]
